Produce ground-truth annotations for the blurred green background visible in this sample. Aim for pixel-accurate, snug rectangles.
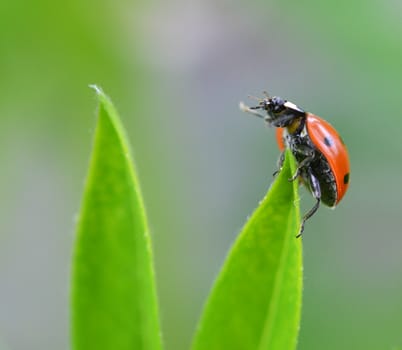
[1,0,402,349]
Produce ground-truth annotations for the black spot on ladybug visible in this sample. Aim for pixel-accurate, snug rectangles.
[323,136,333,147]
[343,173,350,185]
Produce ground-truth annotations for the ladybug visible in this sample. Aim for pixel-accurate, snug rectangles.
[240,93,350,237]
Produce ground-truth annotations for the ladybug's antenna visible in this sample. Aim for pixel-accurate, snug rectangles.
[247,94,262,102]
[239,101,265,119]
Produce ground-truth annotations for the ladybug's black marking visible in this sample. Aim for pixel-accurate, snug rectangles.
[323,136,333,147]
[343,173,350,184]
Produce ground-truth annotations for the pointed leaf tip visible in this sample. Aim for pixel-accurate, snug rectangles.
[89,84,103,95]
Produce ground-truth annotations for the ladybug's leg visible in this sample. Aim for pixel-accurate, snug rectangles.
[297,169,321,238]
[273,151,285,177]
[289,146,315,181]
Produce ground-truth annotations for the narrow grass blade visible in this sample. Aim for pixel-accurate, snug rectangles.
[71,86,162,350]
[192,150,302,350]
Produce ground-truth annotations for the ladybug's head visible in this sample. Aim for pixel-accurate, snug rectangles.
[240,94,306,127]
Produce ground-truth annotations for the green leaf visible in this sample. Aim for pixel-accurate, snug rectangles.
[71,86,162,350]
[192,150,302,350]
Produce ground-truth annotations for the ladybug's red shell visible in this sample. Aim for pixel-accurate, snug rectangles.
[305,113,349,204]
[275,113,350,205]
[275,127,286,151]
